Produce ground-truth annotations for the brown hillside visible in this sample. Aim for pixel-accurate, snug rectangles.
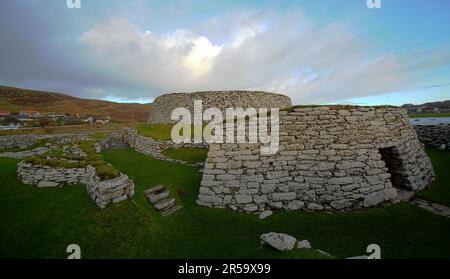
[0,86,151,122]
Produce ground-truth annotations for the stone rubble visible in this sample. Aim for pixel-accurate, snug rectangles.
[260,232,297,251]
[297,240,312,249]
[0,146,50,159]
[258,210,273,219]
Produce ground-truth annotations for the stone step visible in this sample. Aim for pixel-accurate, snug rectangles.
[154,198,175,211]
[144,185,165,196]
[161,205,183,217]
[148,189,170,203]
[396,188,415,202]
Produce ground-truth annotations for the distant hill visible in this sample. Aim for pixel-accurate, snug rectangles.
[402,100,450,115]
[0,86,151,122]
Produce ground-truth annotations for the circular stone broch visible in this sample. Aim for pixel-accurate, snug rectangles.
[147,90,293,124]
[197,105,435,213]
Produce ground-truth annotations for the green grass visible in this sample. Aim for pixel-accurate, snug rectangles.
[410,113,450,118]
[1,148,450,259]
[136,123,175,141]
[136,123,210,141]
[161,147,208,164]
[417,149,450,207]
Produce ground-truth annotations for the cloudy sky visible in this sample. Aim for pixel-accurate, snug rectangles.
[0,0,449,105]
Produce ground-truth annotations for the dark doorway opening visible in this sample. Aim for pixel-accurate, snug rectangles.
[378,147,411,190]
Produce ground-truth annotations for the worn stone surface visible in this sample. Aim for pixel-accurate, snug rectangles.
[0,147,49,159]
[197,106,435,212]
[258,210,273,219]
[297,240,312,249]
[147,91,292,124]
[260,232,297,251]
[410,198,450,218]
[144,185,183,216]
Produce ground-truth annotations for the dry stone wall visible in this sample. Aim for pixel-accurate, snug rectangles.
[85,174,135,209]
[121,128,207,165]
[0,134,50,149]
[414,125,450,151]
[17,161,134,209]
[147,91,293,124]
[17,162,95,187]
[197,106,435,213]
[0,133,92,150]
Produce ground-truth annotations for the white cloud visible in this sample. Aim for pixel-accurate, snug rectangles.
[78,13,450,104]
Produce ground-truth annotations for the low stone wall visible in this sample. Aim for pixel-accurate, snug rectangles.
[0,134,50,150]
[0,133,92,150]
[121,128,207,165]
[86,174,135,209]
[414,125,450,151]
[197,106,435,213]
[148,91,293,124]
[17,161,95,187]
[17,161,134,209]
[0,147,50,159]
[95,132,127,153]
[121,128,166,159]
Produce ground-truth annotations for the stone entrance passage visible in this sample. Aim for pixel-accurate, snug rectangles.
[379,147,415,201]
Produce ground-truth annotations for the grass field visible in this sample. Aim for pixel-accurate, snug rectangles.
[136,123,212,142]
[417,149,450,207]
[161,147,208,164]
[136,123,174,141]
[1,148,450,259]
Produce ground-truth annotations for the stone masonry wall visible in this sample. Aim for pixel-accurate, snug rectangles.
[121,128,207,165]
[85,174,135,209]
[414,125,450,151]
[147,91,293,124]
[0,133,92,150]
[17,161,96,187]
[197,106,435,213]
[17,162,135,209]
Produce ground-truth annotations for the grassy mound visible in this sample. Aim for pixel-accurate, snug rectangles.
[417,149,450,206]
